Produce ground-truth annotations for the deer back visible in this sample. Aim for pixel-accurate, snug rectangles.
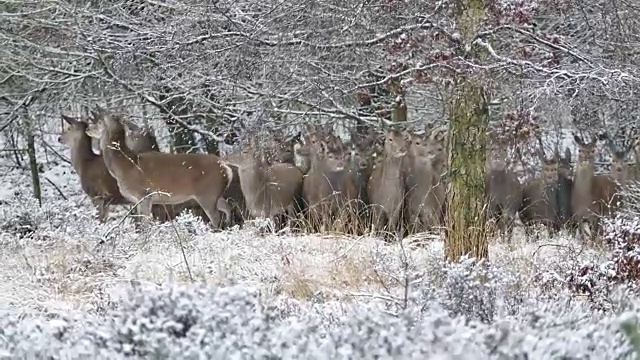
[89,111,232,206]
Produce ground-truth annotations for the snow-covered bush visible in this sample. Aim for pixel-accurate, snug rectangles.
[0,191,101,242]
[566,212,640,310]
[0,283,636,359]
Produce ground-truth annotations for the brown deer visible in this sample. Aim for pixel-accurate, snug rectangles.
[120,118,160,154]
[88,112,220,224]
[571,133,619,242]
[223,131,303,226]
[631,138,640,180]
[118,117,214,223]
[520,138,561,238]
[59,114,183,222]
[85,108,233,228]
[485,143,523,241]
[404,127,448,233]
[346,139,374,206]
[367,128,408,238]
[300,135,361,229]
[226,137,304,230]
[59,115,130,222]
[295,125,342,174]
[346,129,382,206]
[605,137,633,186]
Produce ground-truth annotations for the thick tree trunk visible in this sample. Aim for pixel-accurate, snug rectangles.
[444,80,489,262]
[444,0,490,262]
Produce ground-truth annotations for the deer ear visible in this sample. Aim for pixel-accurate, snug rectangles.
[122,118,141,131]
[88,112,96,123]
[573,134,583,145]
[61,114,77,125]
[596,132,608,142]
[432,126,448,142]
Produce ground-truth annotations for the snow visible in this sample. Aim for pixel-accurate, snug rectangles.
[0,129,637,358]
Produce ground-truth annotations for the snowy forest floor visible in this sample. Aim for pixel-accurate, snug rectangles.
[0,143,637,359]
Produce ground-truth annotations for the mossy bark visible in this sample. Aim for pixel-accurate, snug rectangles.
[392,97,407,123]
[444,0,489,262]
[445,81,489,262]
[390,80,407,123]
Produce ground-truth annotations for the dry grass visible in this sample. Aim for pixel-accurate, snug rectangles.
[0,205,612,315]
[294,199,372,236]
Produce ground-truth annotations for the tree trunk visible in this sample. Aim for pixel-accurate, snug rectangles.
[444,0,490,262]
[391,84,407,123]
[444,80,489,262]
[24,121,41,206]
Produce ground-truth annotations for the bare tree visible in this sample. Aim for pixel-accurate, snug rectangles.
[1,0,640,253]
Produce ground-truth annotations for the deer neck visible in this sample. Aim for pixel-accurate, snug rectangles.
[410,155,443,185]
[381,154,404,178]
[68,134,98,175]
[100,126,139,176]
[236,159,269,205]
[574,160,594,192]
[309,153,332,174]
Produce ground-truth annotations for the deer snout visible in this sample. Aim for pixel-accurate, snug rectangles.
[57,135,64,144]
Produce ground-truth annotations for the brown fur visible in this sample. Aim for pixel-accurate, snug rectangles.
[485,145,523,241]
[520,142,561,237]
[367,129,408,238]
[59,114,183,222]
[226,139,304,228]
[571,134,619,241]
[86,109,233,228]
[302,138,359,222]
[403,128,448,233]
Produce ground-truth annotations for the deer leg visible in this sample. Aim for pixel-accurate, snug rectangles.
[194,196,222,229]
[369,206,386,237]
[501,212,515,243]
[216,197,232,228]
[284,203,297,231]
[388,206,404,241]
[589,217,600,243]
[92,198,108,222]
[132,198,154,230]
[151,204,171,223]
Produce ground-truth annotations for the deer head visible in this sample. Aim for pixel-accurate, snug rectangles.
[558,147,573,179]
[59,114,89,146]
[536,136,558,184]
[572,132,600,164]
[383,129,408,158]
[602,130,634,183]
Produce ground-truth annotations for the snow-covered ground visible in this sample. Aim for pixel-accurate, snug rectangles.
[0,130,637,359]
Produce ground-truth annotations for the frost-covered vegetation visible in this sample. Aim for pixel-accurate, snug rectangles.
[4,0,640,357]
[0,159,639,359]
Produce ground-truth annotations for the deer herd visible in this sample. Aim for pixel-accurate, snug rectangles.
[57,107,640,243]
